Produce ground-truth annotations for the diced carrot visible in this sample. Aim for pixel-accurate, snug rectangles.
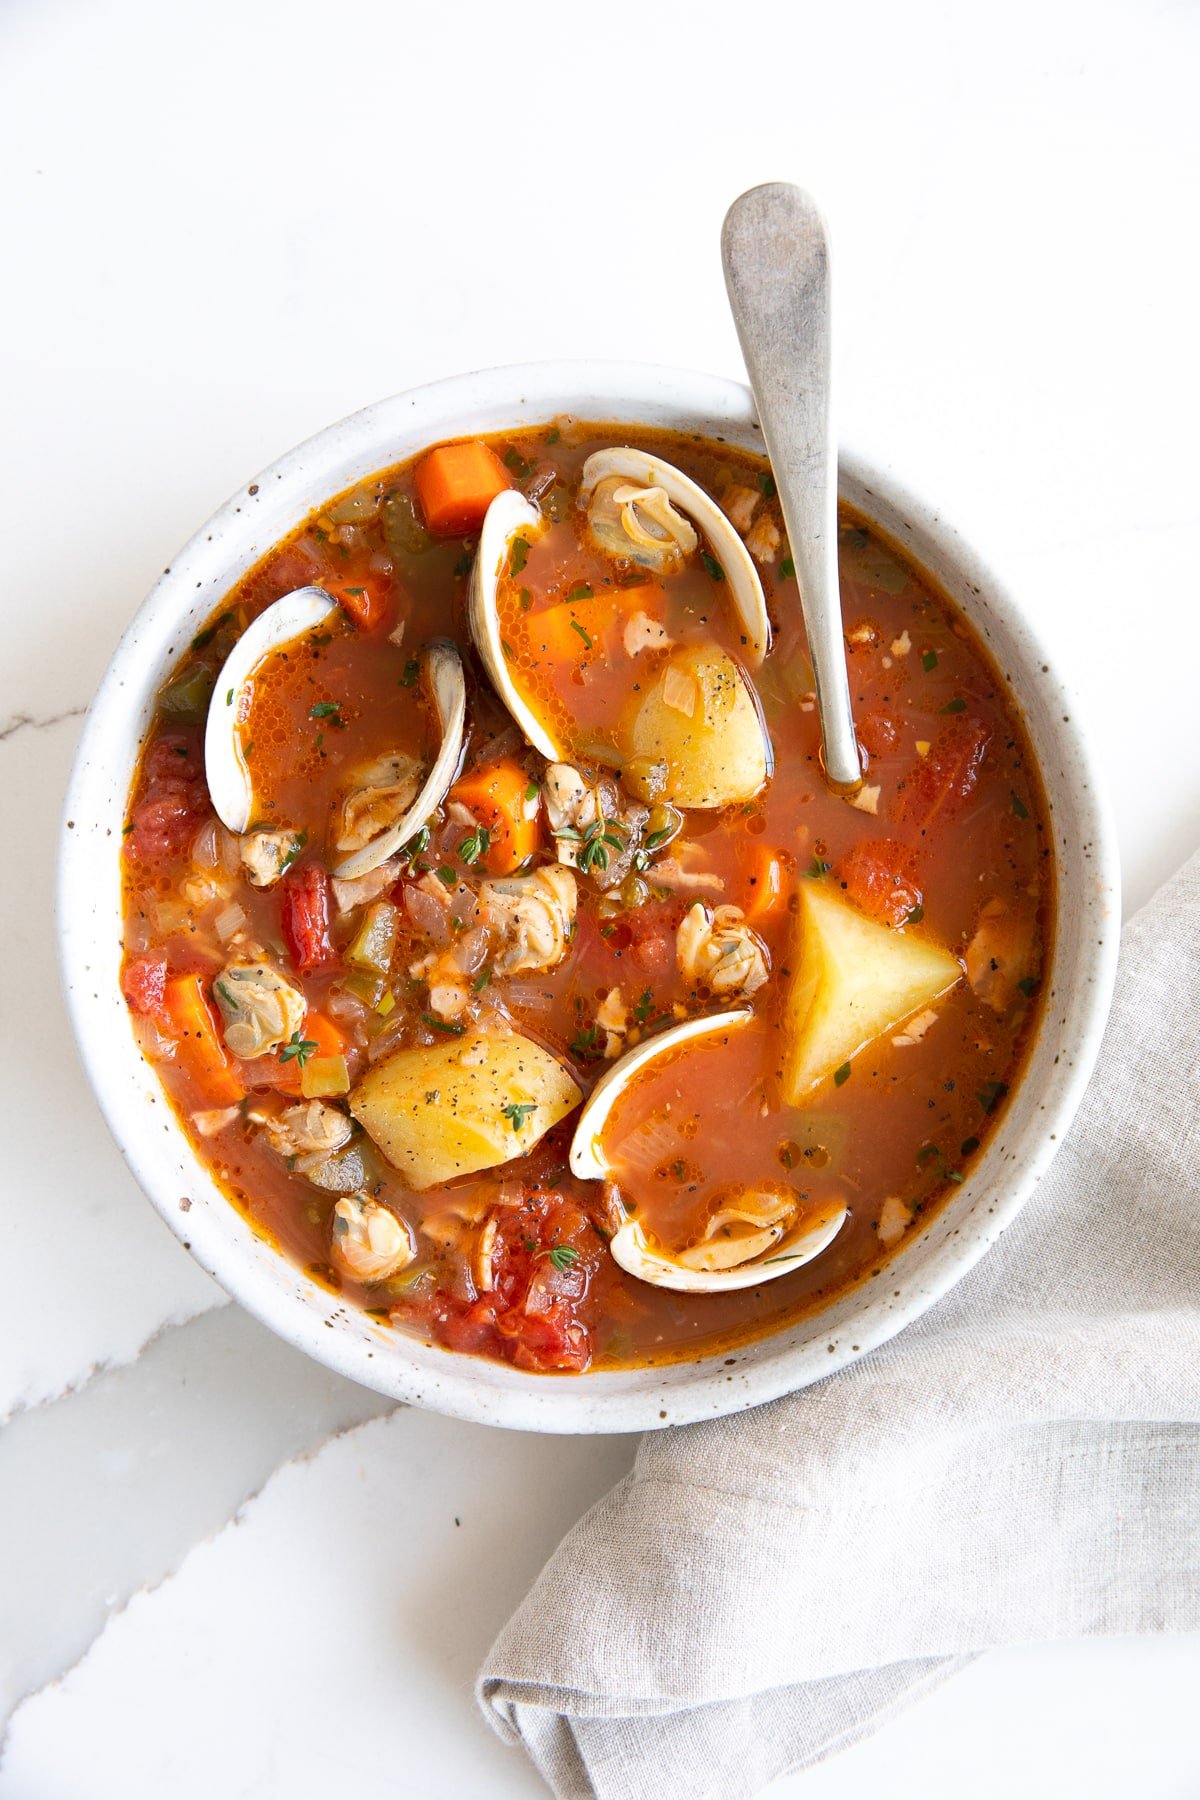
[163,973,243,1105]
[449,758,538,875]
[740,845,786,922]
[271,1012,348,1097]
[522,581,663,667]
[331,577,391,633]
[413,442,512,537]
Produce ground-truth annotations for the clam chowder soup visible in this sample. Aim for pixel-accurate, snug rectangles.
[120,424,1051,1373]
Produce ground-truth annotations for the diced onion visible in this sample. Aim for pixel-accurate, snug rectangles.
[214,901,246,943]
[191,820,220,869]
[662,665,698,717]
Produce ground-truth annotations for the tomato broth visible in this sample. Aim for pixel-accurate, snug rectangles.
[120,422,1052,1375]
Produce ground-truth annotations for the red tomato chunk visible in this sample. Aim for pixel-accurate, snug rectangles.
[121,952,169,1020]
[126,733,210,864]
[280,861,338,975]
[834,840,923,928]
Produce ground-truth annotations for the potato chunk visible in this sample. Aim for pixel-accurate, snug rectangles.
[781,884,962,1101]
[623,646,769,809]
[349,1029,581,1190]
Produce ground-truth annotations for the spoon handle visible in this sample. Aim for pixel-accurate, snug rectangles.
[721,183,861,791]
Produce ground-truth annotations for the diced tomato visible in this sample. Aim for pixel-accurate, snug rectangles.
[897,717,992,829]
[330,576,392,633]
[418,1192,600,1374]
[280,861,338,975]
[593,896,682,971]
[858,708,900,759]
[121,952,169,1021]
[126,731,210,864]
[834,839,923,927]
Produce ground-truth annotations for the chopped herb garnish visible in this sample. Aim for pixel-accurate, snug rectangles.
[434,865,457,887]
[905,902,925,925]
[502,1101,537,1131]
[422,1012,465,1035]
[921,650,938,672]
[570,618,593,650]
[780,556,796,580]
[1010,790,1030,820]
[452,553,473,578]
[279,830,307,873]
[459,823,490,865]
[804,856,831,879]
[570,1024,604,1061]
[553,825,582,843]
[976,1079,1009,1113]
[401,659,420,687]
[543,1244,580,1271]
[833,1061,852,1087]
[519,586,532,610]
[701,551,725,582]
[501,639,515,662]
[758,472,777,500]
[633,988,654,1025]
[545,426,561,445]
[225,687,234,706]
[940,696,967,714]
[503,447,530,478]
[1017,974,1038,998]
[278,1030,319,1067]
[566,581,594,603]
[309,701,339,720]
[960,1136,981,1157]
[525,779,540,804]
[508,537,530,578]
[916,1144,941,1167]
[473,967,491,991]
[643,826,673,851]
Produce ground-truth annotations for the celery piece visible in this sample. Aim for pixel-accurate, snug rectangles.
[339,968,388,1008]
[346,901,399,976]
[301,1054,350,1099]
[157,662,216,724]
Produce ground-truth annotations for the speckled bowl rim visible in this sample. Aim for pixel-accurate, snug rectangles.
[58,360,1120,1434]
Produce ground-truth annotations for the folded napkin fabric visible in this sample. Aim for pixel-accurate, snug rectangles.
[479,850,1200,1799]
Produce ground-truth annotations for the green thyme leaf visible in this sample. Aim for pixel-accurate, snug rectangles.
[401,659,420,687]
[570,618,593,650]
[833,1061,852,1087]
[508,537,530,578]
[780,556,796,580]
[1010,790,1030,820]
[458,824,490,865]
[422,1012,465,1036]
[566,582,594,603]
[921,650,938,672]
[502,1100,537,1131]
[278,1030,319,1067]
[435,865,457,887]
[940,696,967,714]
[309,701,339,720]
[701,551,725,582]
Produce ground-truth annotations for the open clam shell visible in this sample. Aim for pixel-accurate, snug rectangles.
[579,447,771,666]
[205,586,339,833]
[569,1009,847,1293]
[466,488,558,759]
[331,637,466,879]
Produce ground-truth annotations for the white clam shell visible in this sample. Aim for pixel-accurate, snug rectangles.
[332,637,466,879]
[467,488,559,759]
[204,586,339,834]
[579,447,771,666]
[569,1007,847,1294]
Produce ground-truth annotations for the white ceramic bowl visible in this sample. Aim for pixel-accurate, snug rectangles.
[59,362,1120,1433]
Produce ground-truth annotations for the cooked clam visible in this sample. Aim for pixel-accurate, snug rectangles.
[331,637,466,879]
[468,449,772,767]
[569,1008,848,1293]
[466,487,556,757]
[205,586,339,834]
[579,448,770,666]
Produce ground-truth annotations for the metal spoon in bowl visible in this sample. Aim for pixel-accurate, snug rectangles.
[721,183,862,793]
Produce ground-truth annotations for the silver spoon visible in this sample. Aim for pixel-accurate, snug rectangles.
[721,183,862,793]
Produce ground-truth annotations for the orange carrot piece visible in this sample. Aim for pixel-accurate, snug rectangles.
[449,759,538,875]
[331,577,391,633]
[164,973,243,1105]
[413,442,511,537]
[740,845,786,923]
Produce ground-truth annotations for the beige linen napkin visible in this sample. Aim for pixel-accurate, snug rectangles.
[478,850,1200,1799]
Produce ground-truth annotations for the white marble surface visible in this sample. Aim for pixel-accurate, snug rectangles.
[2,0,1198,1792]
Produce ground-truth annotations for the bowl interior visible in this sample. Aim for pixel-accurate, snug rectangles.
[59,362,1119,1432]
